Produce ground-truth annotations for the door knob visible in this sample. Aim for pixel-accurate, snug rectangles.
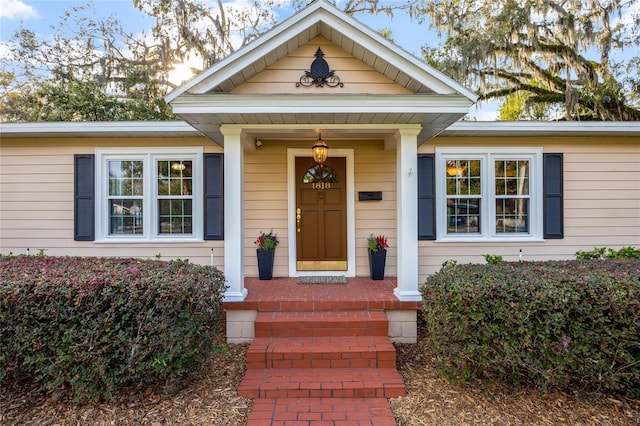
[296,208,301,232]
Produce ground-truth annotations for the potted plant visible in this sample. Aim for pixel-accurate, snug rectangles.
[255,230,279,280]
[367,234,388,280]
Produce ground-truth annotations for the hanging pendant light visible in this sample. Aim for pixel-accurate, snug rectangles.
[171,162,186,171]
[312,133,329,164]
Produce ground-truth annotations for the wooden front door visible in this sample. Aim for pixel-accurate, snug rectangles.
[295,156,347,271]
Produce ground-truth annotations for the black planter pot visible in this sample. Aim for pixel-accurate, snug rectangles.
[368,249,386,280]
[257,249,275,280]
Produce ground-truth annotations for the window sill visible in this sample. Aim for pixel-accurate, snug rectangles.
[94,238,206,244]
[435,235,544,243]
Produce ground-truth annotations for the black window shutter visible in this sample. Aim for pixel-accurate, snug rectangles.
[204,153,224,240]
[543,153,564,239]
[418,154,436,240]
[74,154,95,241]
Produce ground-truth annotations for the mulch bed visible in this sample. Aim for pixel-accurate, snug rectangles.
[0,343,252,426]
[2,317,638,425]
[391,317,640,425]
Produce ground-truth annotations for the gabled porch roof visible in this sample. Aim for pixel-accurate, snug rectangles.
[165,0,477,145]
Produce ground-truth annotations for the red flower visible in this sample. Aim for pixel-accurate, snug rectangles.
[367,234,389,253]
[255,230,279,250]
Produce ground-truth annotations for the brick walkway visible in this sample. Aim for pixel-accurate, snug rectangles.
[224,277,421,426]
[249,398,397,425]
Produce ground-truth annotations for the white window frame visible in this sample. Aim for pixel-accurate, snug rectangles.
[435,147,543,242]
[95,148,203,243]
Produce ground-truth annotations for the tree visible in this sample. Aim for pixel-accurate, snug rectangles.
[292,0,422,17]
[623,9,640,106]
[420,0,640,121]
[0,71,40,122]
[1,0,279,122]
[2,5,174,122]
[133,0,280,72]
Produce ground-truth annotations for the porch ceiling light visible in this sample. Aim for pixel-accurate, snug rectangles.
[312,134,329,164]
[446,163,466,177]
[171,162,186,171]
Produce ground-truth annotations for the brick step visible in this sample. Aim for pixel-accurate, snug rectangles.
[239,368,406,399]
[254,310,388,338]
[229,299,414,312]
[246,397,397,425]
[246,336,397,369]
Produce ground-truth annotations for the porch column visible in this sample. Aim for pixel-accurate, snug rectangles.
[220,126,247,302]
[394,128,422,301]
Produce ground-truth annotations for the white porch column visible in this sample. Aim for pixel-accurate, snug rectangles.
[220,126,247,302]
[394,128,422,301]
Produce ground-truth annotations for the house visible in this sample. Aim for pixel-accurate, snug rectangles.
[1,1,639,343]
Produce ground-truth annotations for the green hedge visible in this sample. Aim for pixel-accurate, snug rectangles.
[0,256,227,401]
[421,259,640,397]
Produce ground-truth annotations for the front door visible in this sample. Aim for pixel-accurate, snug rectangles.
[295,156,347,271]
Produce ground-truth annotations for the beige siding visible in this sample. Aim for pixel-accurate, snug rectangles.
[417,135,640,282]
[3,133,637,281]
[244,145,290,277]
[354,143,397,277]
[243,139,398,277]
[0,137,224,266]
[230,36,413,95]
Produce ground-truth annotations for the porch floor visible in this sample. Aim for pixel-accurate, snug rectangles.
[224,277,422,425]
[222,276,422,312]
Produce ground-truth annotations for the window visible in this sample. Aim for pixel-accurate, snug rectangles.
[494,159,530,233]
[302,164,338,183]
[96,148,203,242]
[156,160,193,235]
[435,148,543,241]
[108,160,144,235]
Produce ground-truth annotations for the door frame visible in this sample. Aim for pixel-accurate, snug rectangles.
[287,148,355,277]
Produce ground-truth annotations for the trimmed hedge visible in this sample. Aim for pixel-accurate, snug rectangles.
[421,259,640,397]
[0,256,227,401]
[576,246,640,260]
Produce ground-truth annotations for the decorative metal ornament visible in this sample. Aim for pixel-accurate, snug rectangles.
[296,47,344,88]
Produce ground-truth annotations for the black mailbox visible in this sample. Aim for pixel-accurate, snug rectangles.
[358,191,382,201]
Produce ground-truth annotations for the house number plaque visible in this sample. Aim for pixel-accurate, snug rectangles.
[312,182,331,190]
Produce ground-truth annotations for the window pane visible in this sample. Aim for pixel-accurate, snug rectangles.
[158,178,169,196]
[446,160,481,195]
[495,160,529,196]
[158,199,193,234]
[446,198,480,234]
[132,178,143,196]
[496,198,529,233]
[109,179,122,197]
[183,179,192,195]
[109,199,143,235]
[158,161,169,178]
